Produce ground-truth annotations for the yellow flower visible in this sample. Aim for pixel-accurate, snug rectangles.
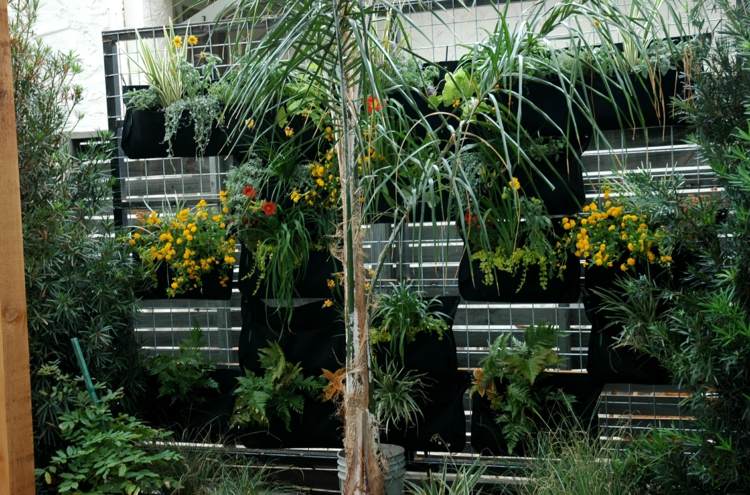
[316,178,325,187]
[246,118,255,129]
[187,34,199,46]
[620,263,628,272]
[128,239,136,246]
[660,255,673,263]
[451,98,461,109]
[172,35,183,48]
[327,279,336,289]
[290,190,302,203]
[627,257,636,266]
[224,255,236,265]
[284,126,294,137]
[322,299,334,308]
[509,177,521,191]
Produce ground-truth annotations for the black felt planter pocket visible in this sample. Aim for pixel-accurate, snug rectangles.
[458,251,581,304]
[583,264,672,385]
[138,262,232,300]
[238,244,342,299]
[236,298,344,447]
[470,372,603,455]
[374,297,466,452]
[585,69,684,131]
[121,108,227,159]
[140,368,240,442]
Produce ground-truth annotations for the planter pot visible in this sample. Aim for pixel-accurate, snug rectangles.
[470,372,602,455]
[583,263,674,384]
[458,250,581,304]
[338,444,406,495]
[236,298,345,447]
[374,297,467,453]
[121,107,227,159]
[585,69,684,130]
[138,262,232,300]
[139,368,239,442]
[238,244,342,299]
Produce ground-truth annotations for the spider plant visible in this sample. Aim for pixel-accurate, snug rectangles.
[372,361,426,436]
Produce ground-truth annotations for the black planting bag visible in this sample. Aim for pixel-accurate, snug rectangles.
[583,263,673,385]
[375,296,467,452]
[458,250,581,304]
[238,243,342,299]
[236,297,345,447]
[138,261,232,300]
[139,367,241,442]
[470,371,603,455]
[121,107,227,159]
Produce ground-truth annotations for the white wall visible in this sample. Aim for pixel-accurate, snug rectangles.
[34,0,172,135]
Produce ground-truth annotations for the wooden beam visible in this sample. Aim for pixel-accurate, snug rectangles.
[0,0,36,492]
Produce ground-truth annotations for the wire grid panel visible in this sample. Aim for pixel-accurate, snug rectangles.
[103,2,717,448]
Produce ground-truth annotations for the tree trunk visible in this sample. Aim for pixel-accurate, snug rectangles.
[332,1,383,493]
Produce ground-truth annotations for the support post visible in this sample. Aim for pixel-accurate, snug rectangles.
[0,0,36,492]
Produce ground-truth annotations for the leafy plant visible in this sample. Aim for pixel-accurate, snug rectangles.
[129,23,225,155]
[370,283,448,361]
[231,343,323,431]
[146,326,218,403]
[406,460,487,495]
[466,180,565,292]
[127,197,236,297]
[38,372,180,495]
[559,184,673,272]
[10,0,145,465]
[523,426,632,495]
[372,361,426,435]
[471,324,565,452]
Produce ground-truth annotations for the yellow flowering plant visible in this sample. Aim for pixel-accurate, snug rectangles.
[465,178,566,292]
[559,186,673,272]
[127,196,236,297]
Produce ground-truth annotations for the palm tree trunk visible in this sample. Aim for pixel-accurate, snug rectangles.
[332,0,383,493]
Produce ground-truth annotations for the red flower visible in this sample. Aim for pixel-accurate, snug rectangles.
[366,95,382,114]
[243,185,257,199]
[261,200,277,216]
[464,210,477,226]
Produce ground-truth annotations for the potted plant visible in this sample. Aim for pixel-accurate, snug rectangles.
[469,324,595,455]
[238,297,346,447]
[226,154,341,306]
[127,196,236,299]
[369,285,466,453]
[458,171,580,303]
[559,184,675,383]
[231,342,327,446]
[141,326,239,439]
[121,24,227,158]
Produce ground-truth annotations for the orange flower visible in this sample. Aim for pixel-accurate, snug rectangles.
[261,200,277,216]
[321,367,346,402]
[366,95,382,113]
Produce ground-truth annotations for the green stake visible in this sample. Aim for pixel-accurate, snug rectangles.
[71,338,99,404]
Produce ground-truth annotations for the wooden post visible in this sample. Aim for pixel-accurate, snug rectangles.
[0,0,36,492]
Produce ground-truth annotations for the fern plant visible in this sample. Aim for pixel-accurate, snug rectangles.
[231,343,323,431]
[146,325,218,404]
[471,324,566,452]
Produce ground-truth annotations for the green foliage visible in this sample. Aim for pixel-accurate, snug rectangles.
[467,182,564,292]
[524,428,631,495]
[406,460,487,495]
[370,282,448,361]
[372,361,426,435]
[231,343,323,431]
[162,445,293,495]
[38,370,180,495]
[130,23,225,155]
[471,324,565,452]
[10,0,144,464]
[146,326,218,403]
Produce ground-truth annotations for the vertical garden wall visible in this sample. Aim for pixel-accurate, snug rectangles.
[90,1,744,492]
